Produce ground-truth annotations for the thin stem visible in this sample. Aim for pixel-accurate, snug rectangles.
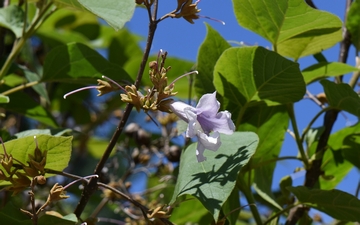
[286,103,309,169]
[237,175,263,225]
[263,203,300,225]
[300,107,333,142]
[1,81,39,96]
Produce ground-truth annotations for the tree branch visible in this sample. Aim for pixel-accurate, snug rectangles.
[285,1,353,224]
[73,1,159,218]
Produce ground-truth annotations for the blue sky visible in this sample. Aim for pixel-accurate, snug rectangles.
[125,0,359,222]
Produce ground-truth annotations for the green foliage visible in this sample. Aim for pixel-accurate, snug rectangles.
[170,132,258,221]
[288,186,360,222]
[302,62,360,84]
[233,0,342,59]
[321,80,360,117]
[0,5,24,38]
[42,42,132,83]
[77,0,136,31]
[195,23,231,96]
[346,0,360,51]
[1,0,360,224]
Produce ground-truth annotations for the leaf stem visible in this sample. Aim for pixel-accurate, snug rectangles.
[237,175,263,225]
[286,103,309,169]
[300,106,333,142]
[263,203,300,225]
[1,81,39,95]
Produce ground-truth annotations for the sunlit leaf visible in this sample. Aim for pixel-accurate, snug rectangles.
[42,42,132,84]
[320,80,360,117]
[288,186,360,222]
[170,132,258,221]
[195,23,231,96]
[0,5,24,38]
[2,135,72,177]
[214,46,305,114]
[233,0,342,59]
[77,0,135,31]
[302,62,359,84]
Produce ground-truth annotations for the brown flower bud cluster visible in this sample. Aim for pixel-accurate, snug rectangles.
[120,51,177,113]
[0,137,48,194]
[170,0,201,24]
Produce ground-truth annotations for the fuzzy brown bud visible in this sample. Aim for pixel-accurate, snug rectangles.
[48,183,69,202]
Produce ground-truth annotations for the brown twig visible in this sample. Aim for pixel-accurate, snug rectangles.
[73,0,160,218]
[285,1,353,224]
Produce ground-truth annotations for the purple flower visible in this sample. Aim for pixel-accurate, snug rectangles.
[168,92,235,162]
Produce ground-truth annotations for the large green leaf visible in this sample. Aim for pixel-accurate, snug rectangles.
[346,0,360,50]
[222,189,240,225]
[343,133,360,170]
[170,132,258,221]
[0,5,24,38]
[1,90,58,127]
[42,42,132,84]
[239,105,288,210]
[213,46,305,115]
[77,0,135,31]
[302,62,359,84]
[3,135,72,174]
[320,80,360,117]
[195,23,231,96]
[233,0,342,59]
[288,186,360,222]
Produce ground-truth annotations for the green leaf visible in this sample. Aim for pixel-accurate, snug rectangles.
[2,135,72,178]
[1,90,58,127]
[222,189,240,225]
[214,46,305,112]
[346,0,360,50]
[0,94,9,103]
[42,42,132,84]
[233,0,342,59]
[170,196,212,224]
[23,69,50,103]
[288,186,360,222]
[195,23,231,96]
[343,134,360,170]
[302,62,359,84]
[170,132,258,221]
[38,213,77,225]
[14,129,72,138]
[53,0,87,10]
[0,200,32,225]
[308,123,360,190]
[0,5,24,38]
[77,0,135,31]
[320,79,360,117]
[239,105,288,210]
[276,29,342,60]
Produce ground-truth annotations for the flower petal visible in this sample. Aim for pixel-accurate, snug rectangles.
[196,142,206,162]
[169,100,195,123]
[197,131,221,151]
[195,92,220,117]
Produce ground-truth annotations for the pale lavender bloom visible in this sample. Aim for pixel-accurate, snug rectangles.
[168,92,235,162]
